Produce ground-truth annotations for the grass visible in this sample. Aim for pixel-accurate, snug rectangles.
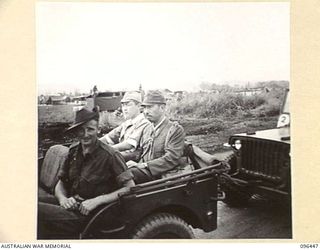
[167,89,285,120]
[38,104,79,124]
[165,88,285,153]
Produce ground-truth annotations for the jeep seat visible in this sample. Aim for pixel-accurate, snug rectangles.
[38,145,69,196]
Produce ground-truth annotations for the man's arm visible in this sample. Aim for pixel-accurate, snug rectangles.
[100,135,115,145]
[112,141,134,151]
[110,120,152,152]
[100,125,123,145]
[79,149,135,215]
[78,180,135,215]
[54,147,79,210]
[54,180,78,210]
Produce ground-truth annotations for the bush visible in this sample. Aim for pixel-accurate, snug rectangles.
[167,89,284,119]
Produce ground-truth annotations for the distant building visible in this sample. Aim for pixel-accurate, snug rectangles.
[233,87,267,96]
[71,95,88,105]
[199,89,220,94]
[87,91,126,111]
[46,95,70,105]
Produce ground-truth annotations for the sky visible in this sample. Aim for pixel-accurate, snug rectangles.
[36,2,289,95]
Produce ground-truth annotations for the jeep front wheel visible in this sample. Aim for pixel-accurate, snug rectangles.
[131,213,195,239]
[222,183,251,207]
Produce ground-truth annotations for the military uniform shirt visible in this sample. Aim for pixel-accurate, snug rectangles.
[100,113,152,149]
[141,117,185,178]
[58,140,128,199]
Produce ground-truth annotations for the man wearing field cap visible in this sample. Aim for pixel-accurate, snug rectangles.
[38,107,134,239]
[119,90,186,184]
[100,91,152,162]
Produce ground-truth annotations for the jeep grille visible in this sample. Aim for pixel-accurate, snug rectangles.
[232,137,290,185]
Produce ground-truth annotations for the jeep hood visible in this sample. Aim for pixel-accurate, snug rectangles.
[232,127,290,144]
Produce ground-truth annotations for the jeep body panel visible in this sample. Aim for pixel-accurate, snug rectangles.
[80,164,223,239]
[228,133,290,190]
[38,143,225,239]
[231,127,290,144]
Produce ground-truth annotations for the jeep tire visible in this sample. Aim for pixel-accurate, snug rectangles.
[221,180,251,207]
[224,152,237,174]
[131,213,195,239]
[223,188,251,207]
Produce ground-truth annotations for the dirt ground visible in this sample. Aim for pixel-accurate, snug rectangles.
[180,116,278,154]
[194,200,292,239]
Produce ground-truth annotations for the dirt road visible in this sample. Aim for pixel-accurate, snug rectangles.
[194,200,292,239]
[186,123,292,239]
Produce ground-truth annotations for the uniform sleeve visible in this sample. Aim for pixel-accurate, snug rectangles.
[57,151,71,182]
[105,125,123,144]
[147,124,185,177]
[110,151,131,186]
[100,134,115,145]
[126,121,153,149]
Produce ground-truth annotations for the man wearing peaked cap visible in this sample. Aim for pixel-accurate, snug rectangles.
[38,107,134,239]
[100,91,152,162]
[118,90,186,184]
[141,89,167,105]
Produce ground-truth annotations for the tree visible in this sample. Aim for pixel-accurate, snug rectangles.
[92,85,98,96]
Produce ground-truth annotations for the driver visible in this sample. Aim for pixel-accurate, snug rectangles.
[37,107,134,239]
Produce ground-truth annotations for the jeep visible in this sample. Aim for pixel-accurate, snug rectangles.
[38,144,228,239]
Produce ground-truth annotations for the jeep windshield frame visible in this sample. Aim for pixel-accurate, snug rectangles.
[281,88,289,114]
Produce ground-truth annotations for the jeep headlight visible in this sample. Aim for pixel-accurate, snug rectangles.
[234,140,242,150]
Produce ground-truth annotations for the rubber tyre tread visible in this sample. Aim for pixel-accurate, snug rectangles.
[131,212,195,239]
[224,152,237,174]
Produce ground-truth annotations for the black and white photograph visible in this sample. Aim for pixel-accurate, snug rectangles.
[36,2,291,240]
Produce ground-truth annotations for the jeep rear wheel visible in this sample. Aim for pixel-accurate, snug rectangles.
[131,213,195,239]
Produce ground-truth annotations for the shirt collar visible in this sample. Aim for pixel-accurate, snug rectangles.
[124,113,144,127]
[80,139,100,157]
[154,116,166,131]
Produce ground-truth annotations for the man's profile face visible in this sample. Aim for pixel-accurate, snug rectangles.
[76,119,99,147]
[143,104,164,124]
[121,101,140,120]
